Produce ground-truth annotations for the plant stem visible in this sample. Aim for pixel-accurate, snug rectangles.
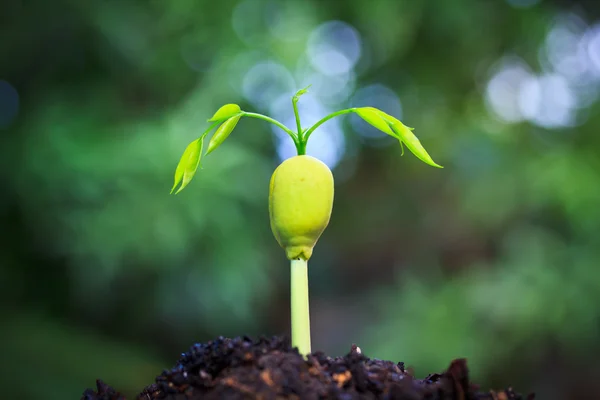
[296,140,306,156]
[303,108,356,142]
[292,98,303,138]
[291,100,306,155]
[242,112,297,141]
[200,121,222,139]
[290,257,311,356]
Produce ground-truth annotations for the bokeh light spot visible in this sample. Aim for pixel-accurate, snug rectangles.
[242,61,296,109]
[228,50,265,94]
[486,57,580,129]
[485,59,532,123]
[0,80,19,129]
[586,24,600,76]
[505,0,541,8]
[518,73,577,129]
[306,21,362,76]
[542,14,592,86]
[296,65,356,106]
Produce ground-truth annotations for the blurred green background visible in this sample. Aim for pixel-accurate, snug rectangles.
[1,0,600,398]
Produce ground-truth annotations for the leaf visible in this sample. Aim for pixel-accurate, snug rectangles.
[293,85,312,103]
[206,115,241,155]
[207,104,241,122]
[355,107,395,136]
[379,111,443,169]
[171,140,196,193]
[170,138,204,194]
[355,107,440,166]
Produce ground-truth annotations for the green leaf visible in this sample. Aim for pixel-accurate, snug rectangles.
[355,107,395,136]
[206,115,241,155]
[293,85,312,103]
[379,111,443,169]
[207,104,241,122]
[170,138,204,194]
[355,107,440,167]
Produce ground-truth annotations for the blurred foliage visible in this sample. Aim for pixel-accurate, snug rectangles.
[0,313,164,399]
[1,0,600,399]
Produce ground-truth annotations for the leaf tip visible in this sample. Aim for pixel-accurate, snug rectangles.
[208,104,242,122]
[423,157,444,169]
[293,85,312,101]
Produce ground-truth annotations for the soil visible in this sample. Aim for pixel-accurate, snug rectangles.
[81,336,534,400]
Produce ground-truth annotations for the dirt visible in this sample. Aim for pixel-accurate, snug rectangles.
[81,336,534,400]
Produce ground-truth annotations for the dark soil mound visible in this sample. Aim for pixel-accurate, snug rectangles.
[82,336,534,400]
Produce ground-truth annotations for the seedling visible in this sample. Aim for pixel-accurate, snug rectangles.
[171,86,442,356]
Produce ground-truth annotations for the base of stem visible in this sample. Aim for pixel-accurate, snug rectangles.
[290,258,311,356]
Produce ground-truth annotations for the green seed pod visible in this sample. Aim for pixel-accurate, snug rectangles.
[269,155,334,261]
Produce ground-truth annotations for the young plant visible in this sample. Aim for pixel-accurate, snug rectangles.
[171,86,442,356]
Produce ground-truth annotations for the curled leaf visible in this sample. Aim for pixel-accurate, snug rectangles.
[355,107,395,136]
[206,115,241,155]
[293,85,312,102]
[207,104,241,122]
[170,138,204,194]
[379,111,443,168]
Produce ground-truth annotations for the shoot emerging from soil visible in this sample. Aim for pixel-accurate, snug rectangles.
[170,86,442,355]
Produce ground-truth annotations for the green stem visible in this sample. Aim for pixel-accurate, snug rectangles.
[296,140,306,156]
[291,101,306,156]
[303,108,356,142]
[200,121,222,139]
[242,112,297,141]
[290,258,311,356]
[292,98,303,138]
